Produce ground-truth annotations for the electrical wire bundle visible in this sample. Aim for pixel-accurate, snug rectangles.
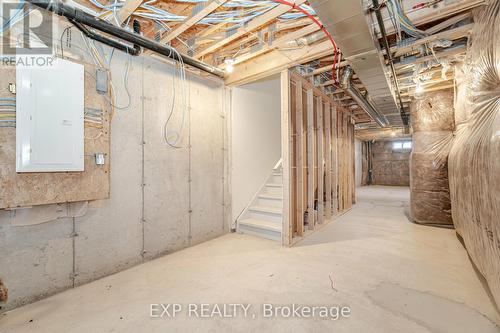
[0,98,16,128]
[78,23,187,148]
[163,46,188,149]
[386,0,429,39]
[84,107,105,139]
[89,0,315,30]
[0,0,30,35]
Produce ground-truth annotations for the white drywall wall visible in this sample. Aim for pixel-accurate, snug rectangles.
[355,139,363,187]
[231,76,281,223]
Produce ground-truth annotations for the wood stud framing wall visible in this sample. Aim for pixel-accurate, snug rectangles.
[282,71,355,245]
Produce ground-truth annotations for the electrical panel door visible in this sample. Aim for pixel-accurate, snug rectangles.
[16,58,85,172]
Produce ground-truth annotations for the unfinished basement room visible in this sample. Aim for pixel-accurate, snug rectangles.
[0,0,499,331]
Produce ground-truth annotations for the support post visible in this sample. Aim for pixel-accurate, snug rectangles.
[324,102,332,220]
[316,97,324,224]
[306,88,315,229]
[295,80,304,236]
[281,70,292,246]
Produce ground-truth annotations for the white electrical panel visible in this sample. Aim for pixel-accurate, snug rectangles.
[16,58,85,172]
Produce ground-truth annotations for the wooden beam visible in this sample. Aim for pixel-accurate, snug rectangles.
[316,96,324,224]
[281,70,292,246]
[349,116,355,205]
[425,12,471,34]
[401,82,455,96]
[306,88,315,229]
[195,0,307,59]
[400,77,453,90]
[161,0,229,43]
[225,39,332,86]
[275,17,311,30]
[393,24,473,57]
[397,67,446,80]
[395,45,466,70]
[304,59,348,77]
[199,22,227,38]
[383,0,482,35]
[224,23,319,67]
[295,80,304,237]
[324,102,332,220]
[197,17,307,50]
[337,109,343,212]
[116,0,143,25]
[331,105,338,214]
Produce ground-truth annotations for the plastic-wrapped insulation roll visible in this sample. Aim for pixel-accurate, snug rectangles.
[448,0,500,307]
[409,90,455,226]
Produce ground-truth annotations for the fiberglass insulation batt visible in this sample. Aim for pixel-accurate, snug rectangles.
[449,1,500,307]
[410,90,455,226]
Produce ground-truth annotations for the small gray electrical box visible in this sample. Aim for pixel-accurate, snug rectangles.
[95,153,106,166]
[96,69,108,94]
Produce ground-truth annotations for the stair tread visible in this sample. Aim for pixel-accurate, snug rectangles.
[258,193,283,200]
[239,218,282,232]
[266,183,283,187]
[249,205,282,215]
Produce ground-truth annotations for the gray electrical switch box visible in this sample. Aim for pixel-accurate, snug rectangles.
[96,69,108,94]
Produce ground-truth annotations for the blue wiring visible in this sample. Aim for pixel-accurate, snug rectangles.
[387,0,428,39]
[87,0,315,28]
[1,0,29,34]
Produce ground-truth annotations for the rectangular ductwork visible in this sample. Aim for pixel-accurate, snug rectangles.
[308,0,402,126]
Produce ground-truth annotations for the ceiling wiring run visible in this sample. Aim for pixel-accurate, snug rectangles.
[163,47,189,149]
[269,0,338,83]
[386,0,429,39]
[88,0,315,30]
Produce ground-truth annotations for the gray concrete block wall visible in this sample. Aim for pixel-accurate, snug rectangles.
[0,52,229,311]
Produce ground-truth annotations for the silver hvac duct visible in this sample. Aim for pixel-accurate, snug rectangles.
[285,31,325,48]
[340,66,389,127]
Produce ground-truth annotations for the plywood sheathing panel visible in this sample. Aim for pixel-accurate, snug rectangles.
[0,63,110,209]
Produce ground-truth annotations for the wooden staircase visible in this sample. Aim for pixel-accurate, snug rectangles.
[236,164,283,242]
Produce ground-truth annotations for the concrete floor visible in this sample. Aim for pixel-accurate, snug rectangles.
[1,186,499,332]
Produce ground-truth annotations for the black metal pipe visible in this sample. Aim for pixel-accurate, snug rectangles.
[71,20,140,56]
[28,0,225,77]
[372,0,409,126]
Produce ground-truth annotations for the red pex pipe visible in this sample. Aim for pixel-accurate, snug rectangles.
[271,0,338,82]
